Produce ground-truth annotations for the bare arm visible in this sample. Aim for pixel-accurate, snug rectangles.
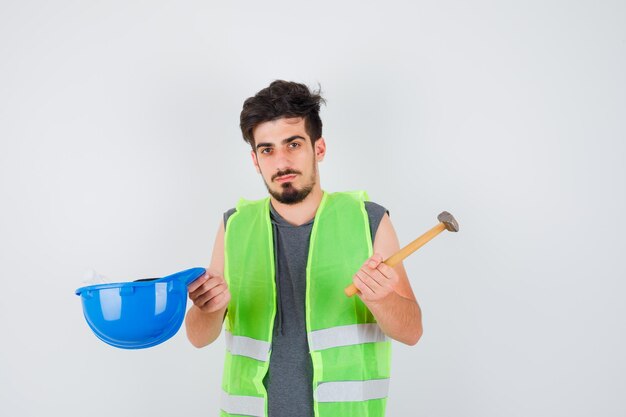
[184,219,230,348]
[352,213,423,345]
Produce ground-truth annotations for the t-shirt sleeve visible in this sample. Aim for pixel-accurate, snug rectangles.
[223,207,237,228]
[364,201,389,241]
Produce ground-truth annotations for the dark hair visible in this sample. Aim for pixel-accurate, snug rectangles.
[240,80,326,148]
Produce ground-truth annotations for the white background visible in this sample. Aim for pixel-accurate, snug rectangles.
[1,1,625,416]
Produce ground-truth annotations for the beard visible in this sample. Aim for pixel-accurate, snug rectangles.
[264,165,317,205]
[269,180,315,204]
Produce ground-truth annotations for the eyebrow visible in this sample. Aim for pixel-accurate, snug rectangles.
[255,135,306,150]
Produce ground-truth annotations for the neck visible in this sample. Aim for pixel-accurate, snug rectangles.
[270,186,324,226]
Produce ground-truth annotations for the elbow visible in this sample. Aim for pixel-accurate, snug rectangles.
[185,327,218,349]
[405,325,423,346]
[188,335,210,349]
[184,315,213,348]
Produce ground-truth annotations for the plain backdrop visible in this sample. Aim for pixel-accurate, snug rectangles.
[1,1,625,416]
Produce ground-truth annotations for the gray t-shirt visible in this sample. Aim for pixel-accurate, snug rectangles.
[224,200,387,417]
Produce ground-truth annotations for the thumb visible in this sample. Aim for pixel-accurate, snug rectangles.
[367,253,383,269]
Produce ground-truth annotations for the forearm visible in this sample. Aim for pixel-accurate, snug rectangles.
[185,305,227,348]
[364,291,423,346]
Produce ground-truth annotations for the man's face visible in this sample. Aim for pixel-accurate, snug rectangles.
[251,117,326,205]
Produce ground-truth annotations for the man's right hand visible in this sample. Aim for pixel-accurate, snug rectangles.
[188,270,231,313]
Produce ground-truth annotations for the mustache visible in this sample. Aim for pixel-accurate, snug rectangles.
[271,169,302,181]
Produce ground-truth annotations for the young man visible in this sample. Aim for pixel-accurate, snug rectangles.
[185,80,423,417]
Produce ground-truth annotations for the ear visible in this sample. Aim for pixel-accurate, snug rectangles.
[251,150,261,174]
[315,137,326,162]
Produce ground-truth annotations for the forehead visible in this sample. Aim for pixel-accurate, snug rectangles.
[253,117,310,145]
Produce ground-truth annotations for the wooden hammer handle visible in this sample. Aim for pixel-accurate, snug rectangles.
[344,222,448,297]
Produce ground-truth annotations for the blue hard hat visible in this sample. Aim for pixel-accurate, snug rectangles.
[75,267,206,349]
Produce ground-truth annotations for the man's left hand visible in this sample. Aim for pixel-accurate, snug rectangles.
[352,253,399,303]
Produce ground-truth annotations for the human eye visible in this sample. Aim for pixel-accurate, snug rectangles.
[288,141,301,149]
[259,147,273,155]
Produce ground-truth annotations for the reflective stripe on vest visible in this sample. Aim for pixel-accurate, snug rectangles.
[221,390,264,417]
[309,323,389,351]
[225,330,271,362]
[315,379,390,403]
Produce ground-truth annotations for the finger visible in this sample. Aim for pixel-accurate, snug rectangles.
[205,288,231,311]
[193,282,224,305]
[353,276,374,298]
[220,290,231,306]
[375,262,396,280]
[195,283,228,307]
[201,291,224,309]
[206,290,232,312]
[359,267,389,289]
[189,277,223,300]
[355,270,378,293]
[187,272,209,292]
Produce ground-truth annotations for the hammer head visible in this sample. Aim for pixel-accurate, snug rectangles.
[437,211,459,232]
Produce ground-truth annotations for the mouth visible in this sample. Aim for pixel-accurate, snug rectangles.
[274,174,297,183]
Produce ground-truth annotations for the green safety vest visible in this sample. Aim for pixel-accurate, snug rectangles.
[221,191,392,417]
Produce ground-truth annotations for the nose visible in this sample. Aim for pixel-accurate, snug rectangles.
[274,147,292,170]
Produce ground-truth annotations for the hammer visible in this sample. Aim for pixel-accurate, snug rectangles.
[344,211,459,297]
